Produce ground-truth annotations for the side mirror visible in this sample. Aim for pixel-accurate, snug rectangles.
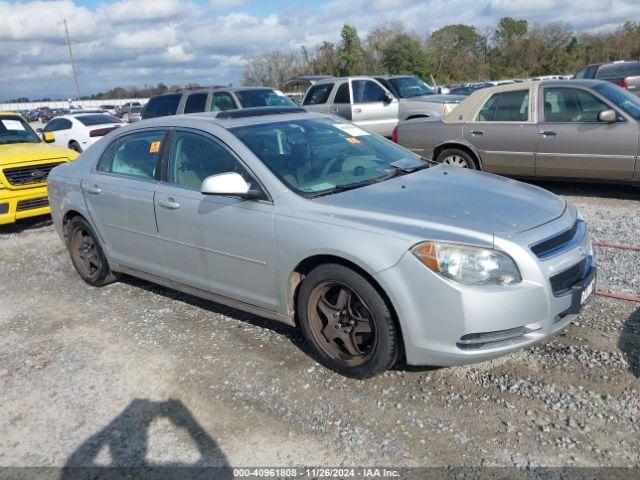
[43,132,55,143]
[383,92,394,104]
[598,109,617,123]
[201,172,261,199]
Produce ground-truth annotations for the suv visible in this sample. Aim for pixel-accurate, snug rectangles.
[0,112,77,225]
[141,87,296,120]
[117,101,142,118]
[302,76,464,138]
[574,61,640,96]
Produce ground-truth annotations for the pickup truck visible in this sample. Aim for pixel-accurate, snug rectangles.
[574,61,640,97]
[302,76,464,137]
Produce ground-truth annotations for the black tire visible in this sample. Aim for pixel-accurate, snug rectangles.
[69,141,83,153]
[436,148,478,170]
[297,263,399,379]
[66,216,119,287]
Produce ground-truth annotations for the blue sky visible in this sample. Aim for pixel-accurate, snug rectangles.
[1,0,639,100]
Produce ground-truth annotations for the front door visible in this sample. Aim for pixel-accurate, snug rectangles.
[350,79,399,137]
[82,129,168,276]
[535,86,637,180]
[154,129,276,309]
[463,88,536,175]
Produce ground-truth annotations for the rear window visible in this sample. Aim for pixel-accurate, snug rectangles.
[76,114,122,126]
[236,89,296,108]
[597,62,640,78]
[142,94,181,119]
[303,84,334,105]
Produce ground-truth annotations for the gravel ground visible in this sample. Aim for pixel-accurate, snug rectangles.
[0,181,638,470]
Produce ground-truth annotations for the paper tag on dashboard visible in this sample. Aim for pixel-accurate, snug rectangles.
[334,123,370,136]
[2,119,25,131]
[149,141,161,153]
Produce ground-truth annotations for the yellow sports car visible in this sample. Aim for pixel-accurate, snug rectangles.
[0,112,78,225]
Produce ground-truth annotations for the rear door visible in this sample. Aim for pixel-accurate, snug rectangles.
[82,129,168,276]
[463,88,536,175]
[350,79,399,137]
[535,86,637,180]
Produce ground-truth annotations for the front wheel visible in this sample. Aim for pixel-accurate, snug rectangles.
[436,148,478,169]
[67,216,119,287]
[297,264,399,379]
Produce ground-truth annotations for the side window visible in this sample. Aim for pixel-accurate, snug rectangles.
[142,94,181,119]
[334,83,350,104]
[352,80,387,104]
[543,88,611,122]
[44,119,72,132]
[96,130,166,179]
[574,68,586,79]
[168,131,248,189]
[184,93,207,114]
[477,90,529,122]
[211,92,237,112]
[303,84,334,105]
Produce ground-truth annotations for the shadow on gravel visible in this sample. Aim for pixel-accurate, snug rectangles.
[120,275,313,357]
[527,180,640,200]
[0,216,52,234]
[618,307,640,379]
[61,398,232,479]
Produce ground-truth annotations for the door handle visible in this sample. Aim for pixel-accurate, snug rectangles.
[158,198,180,210]
[470,129,484,136]
[353,108,362,113]
[86,185,101,195]
[538,130,558,137]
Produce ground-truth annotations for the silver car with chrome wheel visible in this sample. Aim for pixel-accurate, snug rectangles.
[47,107,595,378]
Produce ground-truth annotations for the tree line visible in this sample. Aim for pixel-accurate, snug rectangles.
[243,18,640,88]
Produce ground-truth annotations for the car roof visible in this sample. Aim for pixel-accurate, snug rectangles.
[0,111,21,117]
[133,108,331,130]
[151,86,279,97]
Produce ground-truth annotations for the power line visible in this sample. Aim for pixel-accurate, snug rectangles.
[64,18,81,101]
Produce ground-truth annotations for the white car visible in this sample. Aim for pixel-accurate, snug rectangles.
[40,113,124,153]
[99,105,118,116]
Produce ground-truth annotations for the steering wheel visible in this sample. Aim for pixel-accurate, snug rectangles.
[321,151,350,177]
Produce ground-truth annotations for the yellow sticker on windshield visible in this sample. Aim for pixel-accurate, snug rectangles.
[149,141,161,153]
[345,137,361,144]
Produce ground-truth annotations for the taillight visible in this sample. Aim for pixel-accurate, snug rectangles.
[391,126,398,143]
[616,79,628,89]
[90,126,120,137]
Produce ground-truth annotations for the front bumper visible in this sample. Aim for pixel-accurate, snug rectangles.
[375,214,594,366]
[0,186,50,225]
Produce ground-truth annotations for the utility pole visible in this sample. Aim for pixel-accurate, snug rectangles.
[64,19,81,101]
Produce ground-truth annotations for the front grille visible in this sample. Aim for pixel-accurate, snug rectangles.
[531,221,579,258]
[16,197,49,212]
[550,259,587,295]
[2,161,64,186]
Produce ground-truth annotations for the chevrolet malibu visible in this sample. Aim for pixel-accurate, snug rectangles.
[47,107,596,378]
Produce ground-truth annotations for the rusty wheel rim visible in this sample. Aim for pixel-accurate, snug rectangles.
[307,281,376,367]
[71,228,101,280]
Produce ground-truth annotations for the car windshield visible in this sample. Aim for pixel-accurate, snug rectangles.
[388,77,435,98]
[235,89,296,108]
[231,118,429,197]
[0,115,40,145]
[76,114,123,126]
[593,83,640,120]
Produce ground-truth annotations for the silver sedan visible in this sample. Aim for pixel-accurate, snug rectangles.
[47,107,596,378]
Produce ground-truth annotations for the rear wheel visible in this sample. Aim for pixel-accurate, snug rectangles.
[67,216,118,287]
[297,264,399,378]
[436,148,477,170]
[69,141,82,153]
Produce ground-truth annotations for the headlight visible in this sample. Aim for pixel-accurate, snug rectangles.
[443,103,458,116]
[411,241,521,285]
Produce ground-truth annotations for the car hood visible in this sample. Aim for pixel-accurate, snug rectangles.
[314,166,566,239]
[402,94,466,104]
[0,142,76,166]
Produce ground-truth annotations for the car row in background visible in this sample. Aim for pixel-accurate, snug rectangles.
[574,60,640,96]
[38,112,124,153]
[395,79,640,184]
[0,112,77,225]
[140,86,296,120]
[303,75,464,137]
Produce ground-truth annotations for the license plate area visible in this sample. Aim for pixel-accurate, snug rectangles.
[564,267,597,315]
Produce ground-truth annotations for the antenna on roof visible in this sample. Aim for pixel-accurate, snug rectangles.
[64,19,81,101]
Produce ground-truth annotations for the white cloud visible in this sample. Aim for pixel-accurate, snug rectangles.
[1,0,640,100]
